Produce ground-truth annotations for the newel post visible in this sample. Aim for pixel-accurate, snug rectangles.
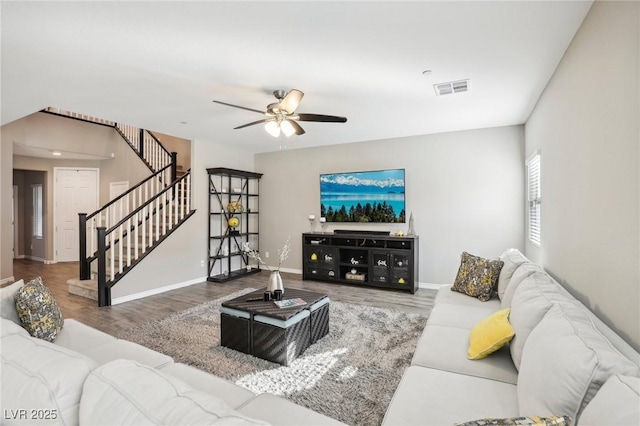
[139,128,145,159]
[97,227,110,307]
[78,213,90,280]
[171,152,178,182]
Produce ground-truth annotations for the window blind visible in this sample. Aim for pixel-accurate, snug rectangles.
[527,153,541,246]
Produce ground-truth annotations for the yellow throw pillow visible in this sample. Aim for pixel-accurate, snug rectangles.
[468,308,514,360]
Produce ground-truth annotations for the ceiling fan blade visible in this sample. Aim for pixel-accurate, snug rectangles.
[288,119,306,136]
[278,89,304,114]
[234,118,274,129]
[296,113,348,123]
[213,100,265,115]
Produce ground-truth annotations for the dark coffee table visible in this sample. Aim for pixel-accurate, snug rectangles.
[220,288,330,366]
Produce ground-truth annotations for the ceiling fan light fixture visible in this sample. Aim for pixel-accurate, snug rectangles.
[213,88,347,137]
[265,121,281,137]
[280,120,296,137]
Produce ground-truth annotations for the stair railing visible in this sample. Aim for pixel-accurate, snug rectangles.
[94,171,192,306]
[43,107,177,180]
[115,124,173,175]
[79,164,173,280]
[45,107,194,305]
[43,107,115,126]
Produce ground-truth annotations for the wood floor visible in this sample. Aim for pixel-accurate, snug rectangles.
[11,258,436,337]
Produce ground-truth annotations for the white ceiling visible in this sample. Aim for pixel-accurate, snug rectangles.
[1,1,593,154]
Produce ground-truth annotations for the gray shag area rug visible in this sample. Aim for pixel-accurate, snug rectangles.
[118,288,429,426]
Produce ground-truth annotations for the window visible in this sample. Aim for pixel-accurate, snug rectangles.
[32,184,43,239]
[526,152,541,246]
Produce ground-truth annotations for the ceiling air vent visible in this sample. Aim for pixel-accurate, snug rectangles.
[434,79,469,96]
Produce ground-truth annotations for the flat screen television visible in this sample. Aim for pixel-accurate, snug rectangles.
[320,169,405,223]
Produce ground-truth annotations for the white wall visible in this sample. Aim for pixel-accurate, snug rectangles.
[524,1,639,350]
[0,123,17,282]
[154,132,191,171]
[255,125,525,284]
[111,138,255,300]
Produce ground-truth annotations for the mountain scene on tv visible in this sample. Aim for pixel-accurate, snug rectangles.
[320,169,405,223]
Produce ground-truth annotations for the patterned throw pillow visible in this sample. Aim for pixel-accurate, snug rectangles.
[453,415,572,426]
[451,252,504,301]
[15,277,64,342]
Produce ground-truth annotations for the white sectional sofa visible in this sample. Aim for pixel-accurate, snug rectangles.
[0,284,345,426]
[3,248,639,426]
[382,248,640,426]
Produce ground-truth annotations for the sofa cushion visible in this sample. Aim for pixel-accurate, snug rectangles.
[501,262,543,309]
[159,363,256,409]
[80,359,269,425]
[1,332,97,425]
[451,252,504,302]
[427,300,501,330]
[509,272,570,369]
[435,284,502,309]
[237,393,346,425]
[1,317,29,337]
[468,308,514,360]
[579,375,640,426]
[412,324,518,384]
[15,277,64,342]
[80,339,174,368]
[55,318,117,351]
[497,249,528,301]
[382,366,519,425]
[55,319,171,368]
[0,279,24,324]
[517,304,640,421]
[453,415,571,426]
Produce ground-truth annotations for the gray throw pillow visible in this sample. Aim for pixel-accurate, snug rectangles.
[15,277,64,342]
[451,252,504,302]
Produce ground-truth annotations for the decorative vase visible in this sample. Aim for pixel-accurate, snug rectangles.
[407,212,415,236]
[267,270,284,295]
[227,216,239,228]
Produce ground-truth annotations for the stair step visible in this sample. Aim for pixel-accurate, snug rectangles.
[67,278,98,301]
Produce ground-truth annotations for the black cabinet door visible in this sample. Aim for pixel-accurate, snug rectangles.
[302,233,418,294]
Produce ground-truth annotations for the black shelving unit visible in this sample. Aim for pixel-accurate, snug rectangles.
[302,232,419,294]
[207,168,263,282]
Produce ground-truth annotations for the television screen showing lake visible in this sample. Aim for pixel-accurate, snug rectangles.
[320,169,405,223]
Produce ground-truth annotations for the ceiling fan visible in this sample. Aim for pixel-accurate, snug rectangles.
[213,89,347,137]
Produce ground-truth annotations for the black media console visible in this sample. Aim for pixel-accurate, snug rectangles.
[302,232,419,294]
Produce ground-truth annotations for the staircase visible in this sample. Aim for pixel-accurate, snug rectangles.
[47,108,195,306]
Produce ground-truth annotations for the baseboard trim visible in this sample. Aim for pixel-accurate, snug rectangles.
[0,276,16,285]
[109,274,443,304]
[21,255,56,265]
[111,276,208,305]
[419,282,444,290]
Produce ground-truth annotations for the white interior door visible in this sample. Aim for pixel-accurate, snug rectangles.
[110,181,129,200]
[55,168,99,262]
